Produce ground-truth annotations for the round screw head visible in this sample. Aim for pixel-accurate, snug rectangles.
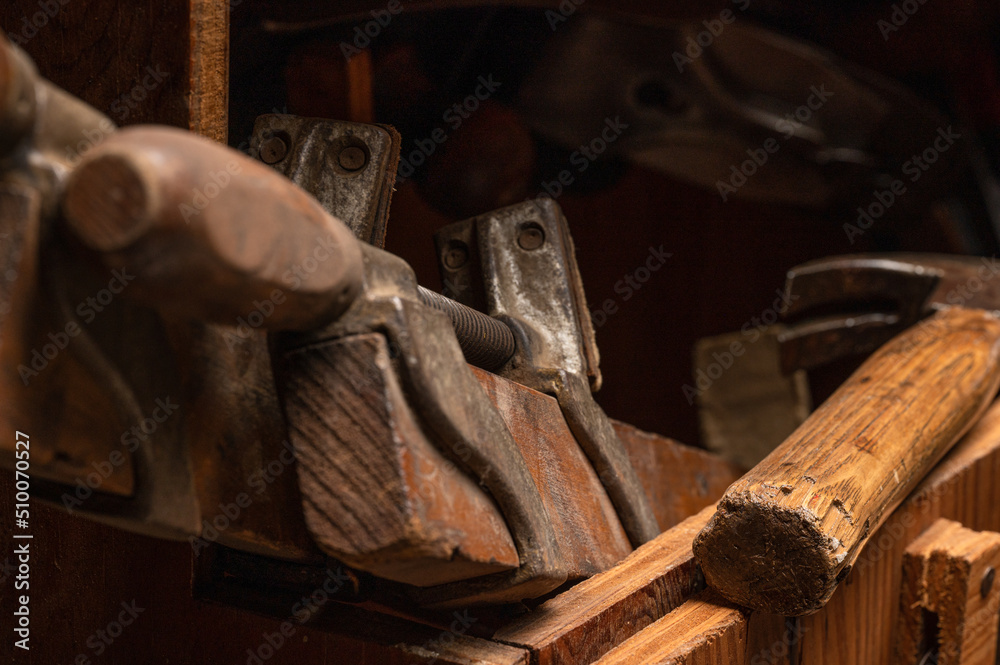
[259,136,288,164]
[339,145,367,171]
[517,224,545,250]
[981,567,995,599]
[443,244,468,270]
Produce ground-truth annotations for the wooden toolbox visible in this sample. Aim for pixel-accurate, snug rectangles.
[2,1,999,663]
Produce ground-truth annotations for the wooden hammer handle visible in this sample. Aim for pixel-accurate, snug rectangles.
[62,126,364,330]
[693,306,1000,615]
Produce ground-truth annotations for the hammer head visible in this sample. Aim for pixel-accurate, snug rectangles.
[779,254,1000,373]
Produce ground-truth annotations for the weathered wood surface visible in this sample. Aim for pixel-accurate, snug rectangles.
[894,518,1000,665]
[594,590,748,665]
[695,308,1000,615]
[283,340,743,587]
[792,397,1000,664]
[8,402,994,663]
[0,0,228,138]
[640,396,1000,665]
[282,334,520,584]
[615,420,743,532]
[475,367,633,575]
[494,507,713,665]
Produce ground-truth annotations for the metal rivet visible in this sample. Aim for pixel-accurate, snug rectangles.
[339,146,367,171]
[981,567,995,599]
[517,225,545,251]
[443,244,468,270]
[259,136,288,164]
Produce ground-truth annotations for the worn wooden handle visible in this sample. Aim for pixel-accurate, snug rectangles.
[693,307,1000,615]
[62,126,364,330]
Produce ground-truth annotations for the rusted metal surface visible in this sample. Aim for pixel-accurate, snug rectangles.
[435,200,660,547]
[250,114,398,248]
[780,254,1000,373]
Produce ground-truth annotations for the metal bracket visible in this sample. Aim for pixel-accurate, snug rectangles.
[434,199,661,547]
[250,114,399,248]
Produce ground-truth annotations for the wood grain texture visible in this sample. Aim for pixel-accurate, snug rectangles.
[588,396,1000,665]
[694,307,1000,615]
[281,336,638,587]
[614,419,744,531]
[282,333,520,585]
[894,518,1000,665]
[474,367,633,577]
[594,590,748,665]
[0,0,227,137]
[494,507,712,665]
[187,0,229,142]
[0,483,530,665]
[792,396,1000,664]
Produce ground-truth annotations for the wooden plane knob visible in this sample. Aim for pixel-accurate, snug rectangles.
[693,307,1000,615]
[62,126,364,330]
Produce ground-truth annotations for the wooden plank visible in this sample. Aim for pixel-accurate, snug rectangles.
[282,334,520,585]
[187,0,229,142]
[0,0,228,137]
[893,518,1000,665]
[594,590,748,665]
[693,326,810,469]
[614,419,744,531]
[476,367,633,577]
[493,507,712,665]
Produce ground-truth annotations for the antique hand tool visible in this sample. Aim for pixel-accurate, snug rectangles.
[58,123,659,604]
[778,254,1000,373]
[694,255,1000,615]
[0,32,664,608]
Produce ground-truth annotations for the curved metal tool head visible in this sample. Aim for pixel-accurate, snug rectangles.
[519,15,960,210]
[779,253,1000,372]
